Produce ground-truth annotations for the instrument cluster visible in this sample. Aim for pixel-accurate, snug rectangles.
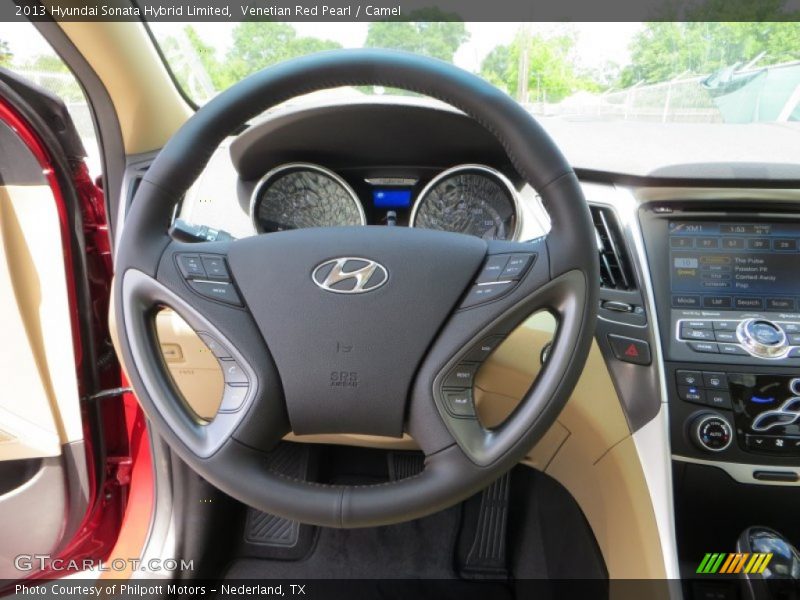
[250,162,521,241]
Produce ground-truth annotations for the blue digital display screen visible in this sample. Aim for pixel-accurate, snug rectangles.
[373,189,412,208]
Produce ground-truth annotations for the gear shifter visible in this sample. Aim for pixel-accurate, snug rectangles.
[737,527,800,600]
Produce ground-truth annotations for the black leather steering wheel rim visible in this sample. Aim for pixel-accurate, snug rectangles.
[114,49,598,528]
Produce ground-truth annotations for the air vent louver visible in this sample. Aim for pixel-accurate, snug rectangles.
[590,205,636,290]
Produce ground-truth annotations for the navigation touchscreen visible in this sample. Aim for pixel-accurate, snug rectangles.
[668,221,800,312]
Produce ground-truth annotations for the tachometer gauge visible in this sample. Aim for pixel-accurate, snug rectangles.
[410,165,519,240]
[251,163,365,233]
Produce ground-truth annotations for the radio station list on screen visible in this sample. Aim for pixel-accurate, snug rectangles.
[668,221,800,312]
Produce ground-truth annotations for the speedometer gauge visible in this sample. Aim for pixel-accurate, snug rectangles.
[410,165,519,240]
[251,163,365,233]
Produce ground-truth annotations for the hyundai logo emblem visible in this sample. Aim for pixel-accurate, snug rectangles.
[312,257,388,294]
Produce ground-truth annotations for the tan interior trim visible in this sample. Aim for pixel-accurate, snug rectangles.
[56,20,192,154]
[0,186,83,460]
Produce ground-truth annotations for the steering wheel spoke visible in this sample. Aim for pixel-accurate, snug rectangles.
[120,239,289,459]
[408,238,590,466]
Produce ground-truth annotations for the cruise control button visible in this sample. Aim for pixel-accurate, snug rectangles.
[444,390,475,418]
[689,341,719,353]
[607,334,651,365]
[198,333,231,358]
[188,280,242,306]
[719,343,748,356]
[444,363,478,388]
[706,390,732,410]
[676,370,702,387]
[475,255,509,283]
[220,359,248,385]
[465,336,504,362]
[703,372,728,389]
[200,255,230,280]
[500,253,535,280]
[678,386,705,404]
[218,385,248,413]
[461,282,514,308]
[177,254,206,278]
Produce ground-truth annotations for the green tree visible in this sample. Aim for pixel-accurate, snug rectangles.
[0,39,12,67]
[23,54,68,73]
[224,22,341,86]
[480,30,599,103]
[620,22,800,86]
[365,16,469,63]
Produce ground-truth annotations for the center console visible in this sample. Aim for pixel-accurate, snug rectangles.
[640,203,800,473]
[637,198,800,596]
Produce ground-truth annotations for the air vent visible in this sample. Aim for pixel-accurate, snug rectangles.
[590,205,636,290]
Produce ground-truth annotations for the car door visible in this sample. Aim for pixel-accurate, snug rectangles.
[0,66,126,581]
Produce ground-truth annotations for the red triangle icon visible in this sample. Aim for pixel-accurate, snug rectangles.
[624,343,640,357]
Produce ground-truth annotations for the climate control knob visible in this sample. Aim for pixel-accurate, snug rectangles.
[736,318,788,358]
[690,414,733,452]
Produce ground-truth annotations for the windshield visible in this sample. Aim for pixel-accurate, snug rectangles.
[149,22,800,124]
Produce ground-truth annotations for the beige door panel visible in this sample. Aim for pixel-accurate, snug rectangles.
[0,186,83,461]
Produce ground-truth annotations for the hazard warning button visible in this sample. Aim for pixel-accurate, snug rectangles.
[607,334,652,366]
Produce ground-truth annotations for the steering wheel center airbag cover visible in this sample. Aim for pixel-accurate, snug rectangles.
[227,226,486,436]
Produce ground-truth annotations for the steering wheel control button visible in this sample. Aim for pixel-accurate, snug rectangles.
[200,255,230,280]
[198,333,231,359]
[679,386,705,405]
[607,334,651,366]
[691,414,733,453]
[221,359,249,385]
[500,253,535,280]
[444,363,479,388]
[219,384,248,413]
[688,341,719,354]
[461,281,514,308]
[702,372,728,389]
[737,318,789,358]
[177,254,206,278]
[465,336,504,362]
[444,390,476,418]
[475,255,510,283]
[188,280,243,306]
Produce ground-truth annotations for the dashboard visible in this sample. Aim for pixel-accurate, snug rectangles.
[160,97,800,585]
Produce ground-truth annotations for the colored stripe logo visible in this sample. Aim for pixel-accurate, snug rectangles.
[696,552,773,574]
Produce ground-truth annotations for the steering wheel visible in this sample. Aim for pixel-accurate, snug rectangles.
[114,49,598,528]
